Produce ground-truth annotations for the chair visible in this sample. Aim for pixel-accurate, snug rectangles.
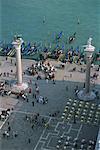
[69,99,72,102]
[85,105,89,108]
[87,145,92,149]
[74,100,77,103]
[87,120,91,123]
[86,102,89,105]
[91,103,95,106]
[62,113,66,116]
[79,104,83,107]
[72,103,77,106]
[61,116,64,119]
[68,114,72,117]
[96,111,99,115]
[67,136,71,141]
[71,148,75,150]
[70,110,73,114]
[97,105,100,110]
[82,112,86,115]
[89,140,94,145]
[81,139,85,144]
[67,117,70,121]
[83,109,87,112]
[88,113,92,117]
[81,116,85,119]
[78,108,81,111]
[63,145,67,149]
[65,141,69,146]
[87,117,92,120]
[90,110,93,113]
[65,106,69,109]
[67,102,71,105]
[60,135,64,139]
[95,115,99,119]
[91,106,95,110]
[75,115,78,118]
[64,109,68,112]
[72,106,75,109]
[58,140,62,144]
[56,145,60,149]
[74,138,78,142]
[76,111,80,115]
[80,144,84,149]
[79,101,83,104]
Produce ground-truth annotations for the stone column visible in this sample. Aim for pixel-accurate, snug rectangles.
[85,57,91,93]
[16,42,22,85]
[12,36,28,93]
[77,37,96,101]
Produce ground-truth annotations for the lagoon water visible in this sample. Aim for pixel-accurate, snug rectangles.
[1,0,100,50]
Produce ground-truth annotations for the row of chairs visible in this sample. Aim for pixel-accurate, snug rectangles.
[61,99,100,124]
[56,135,95,149]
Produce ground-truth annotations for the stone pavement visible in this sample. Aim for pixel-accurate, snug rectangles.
[0,56,100,150]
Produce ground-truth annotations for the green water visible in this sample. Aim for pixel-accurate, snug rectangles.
[1,0,100,50]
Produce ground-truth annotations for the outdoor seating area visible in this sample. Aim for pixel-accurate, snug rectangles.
[61,99,100,125]
[56,135,96,150]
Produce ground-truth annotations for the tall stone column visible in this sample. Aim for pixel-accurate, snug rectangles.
[85,57,91,93]
[15,42,22,85]
[77,37,96,101]
[12,36,28,92]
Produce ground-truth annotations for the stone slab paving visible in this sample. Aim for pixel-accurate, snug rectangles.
[0,56,99,150]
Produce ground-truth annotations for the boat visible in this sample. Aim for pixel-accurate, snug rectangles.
[68,32,76,44]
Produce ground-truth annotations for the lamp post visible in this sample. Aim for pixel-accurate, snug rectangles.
[77,38,96,101]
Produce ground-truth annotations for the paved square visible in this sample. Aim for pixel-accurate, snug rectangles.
[0,56,100,150]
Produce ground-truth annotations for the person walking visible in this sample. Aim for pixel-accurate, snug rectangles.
[8,126,11,131]
[28,138,31,143]
[32,101,34,106]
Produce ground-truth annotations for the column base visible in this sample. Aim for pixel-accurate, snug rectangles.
[12,82,28,93]
[77,90,96,101]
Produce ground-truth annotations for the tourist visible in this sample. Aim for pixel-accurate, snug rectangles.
[26,98,28,102]
[66,86,68,91]
[13,131,18,137]
[6,57,8,61]
[36,86,39,94]
[46,78,49,83]
[53,79,55,84]
[11,59,12,64]
[34,93,37,99]
[32,101,34,106]
[7,72,9,77]
[70,73,72,78]
[11,69,13,73]
[29,88,32,94]
[28,138,31,143]
[29,79,32,84]
[8,126,11,131]
[35,82,37,87]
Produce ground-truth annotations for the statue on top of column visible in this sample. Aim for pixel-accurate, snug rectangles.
[87,37,92,46]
